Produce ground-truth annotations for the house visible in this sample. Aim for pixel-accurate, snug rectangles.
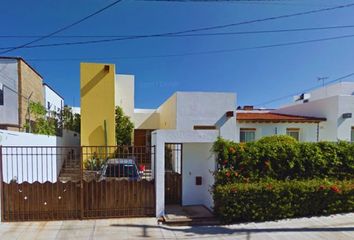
[80,63,237,217]
[43,83,64,118]
[236,107,326,142]
[235,82,354,143]
[80,62,354,218]
[0,56,44,131]
[274,82,354,142]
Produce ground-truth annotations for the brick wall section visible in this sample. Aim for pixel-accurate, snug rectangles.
[18,59,44,129]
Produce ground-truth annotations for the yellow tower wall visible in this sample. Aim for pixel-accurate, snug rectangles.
[80,63,116,148]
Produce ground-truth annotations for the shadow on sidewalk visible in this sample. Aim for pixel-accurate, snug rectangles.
[109,223,354,238]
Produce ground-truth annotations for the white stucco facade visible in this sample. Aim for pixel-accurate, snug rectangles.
[115,74,135,118]
[182,143,215,209]
[275,83,354,142]
[149,92,237,217]
[43,83,64,115]
[152,130,219,217]
[112,70,354,218]
[237,122,319,142]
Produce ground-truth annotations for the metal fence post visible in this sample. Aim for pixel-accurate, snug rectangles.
[80,146,84,219]
[0,145,3,222]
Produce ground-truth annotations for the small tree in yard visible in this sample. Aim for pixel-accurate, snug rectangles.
[115,106,134,145]
[25,101,56,136]
[61,106,81,134]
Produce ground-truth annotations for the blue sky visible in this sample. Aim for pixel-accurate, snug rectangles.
[1,0,354,109]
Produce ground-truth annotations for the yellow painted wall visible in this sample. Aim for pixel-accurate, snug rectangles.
[80,63,116,147]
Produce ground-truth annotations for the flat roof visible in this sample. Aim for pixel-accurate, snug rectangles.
[0,56,43,79]
[43,83,64,100]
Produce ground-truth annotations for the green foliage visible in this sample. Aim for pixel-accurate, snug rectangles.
[115,106,134,145]
[213,136,354,184]
[29,101,46,118]
[61,106,81,133]
[72,113,81,133]
[213,179,354,223]
[27,101,56,136]
[84,153,104,171]
[213,136,354,223]
[33,118,56,136]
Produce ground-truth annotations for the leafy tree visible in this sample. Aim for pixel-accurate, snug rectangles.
[115,106,134,145]
[72,113,81,133]
[61,106,81,133]
[26,101,56,136]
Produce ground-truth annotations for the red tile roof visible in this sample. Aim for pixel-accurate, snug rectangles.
[237,112,326,123]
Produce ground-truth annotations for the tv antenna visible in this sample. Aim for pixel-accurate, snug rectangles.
[317,76,328,87]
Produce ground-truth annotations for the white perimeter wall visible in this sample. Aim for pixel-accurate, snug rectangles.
[182,143,215,210]
[237,122,319,142]
[152,129,218,217]
[0,130,80,183]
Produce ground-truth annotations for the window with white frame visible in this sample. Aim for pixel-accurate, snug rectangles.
[240,128,256,143]
[286,128,300,141]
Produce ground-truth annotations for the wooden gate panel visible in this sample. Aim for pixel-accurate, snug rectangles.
[165,172,182,205]
[2,181,80,221]
[0,146,156,221]
[83,180,155,218]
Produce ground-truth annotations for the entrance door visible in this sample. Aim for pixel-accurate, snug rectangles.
[165,143,182,205]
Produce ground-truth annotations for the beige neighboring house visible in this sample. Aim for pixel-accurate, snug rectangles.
[0,56,44,131]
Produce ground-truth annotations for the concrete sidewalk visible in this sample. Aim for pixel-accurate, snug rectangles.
[0,213,353,240]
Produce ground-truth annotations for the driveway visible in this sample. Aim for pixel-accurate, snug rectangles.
[0,213,353,240]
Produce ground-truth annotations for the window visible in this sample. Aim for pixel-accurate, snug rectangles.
[240,128,256,143]
[351,127,354,142]
[47,101,51,110]
[287,128,300,141]
[0,83,4,106]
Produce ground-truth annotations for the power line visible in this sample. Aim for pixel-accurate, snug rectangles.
[1,2,354,52]
[255,72,354,107]
[1,24,354,39]
[25,32,354,61]
[0,0,123,55]
[138,0,341,7]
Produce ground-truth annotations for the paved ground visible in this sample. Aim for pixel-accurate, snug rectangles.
[0,213,353,240]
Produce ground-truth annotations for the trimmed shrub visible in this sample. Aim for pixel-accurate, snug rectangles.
[213,136,354,183]
[213,179,354,223]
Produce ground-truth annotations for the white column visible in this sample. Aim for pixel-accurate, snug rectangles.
[152,132,165,217]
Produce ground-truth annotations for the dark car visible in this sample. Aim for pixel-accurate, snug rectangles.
[99,158,141,181]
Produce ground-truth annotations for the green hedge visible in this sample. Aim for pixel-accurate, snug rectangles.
[213,136,354,184]
[213,179,354,223]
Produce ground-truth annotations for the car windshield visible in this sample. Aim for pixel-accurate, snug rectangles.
[105,164,138,178]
